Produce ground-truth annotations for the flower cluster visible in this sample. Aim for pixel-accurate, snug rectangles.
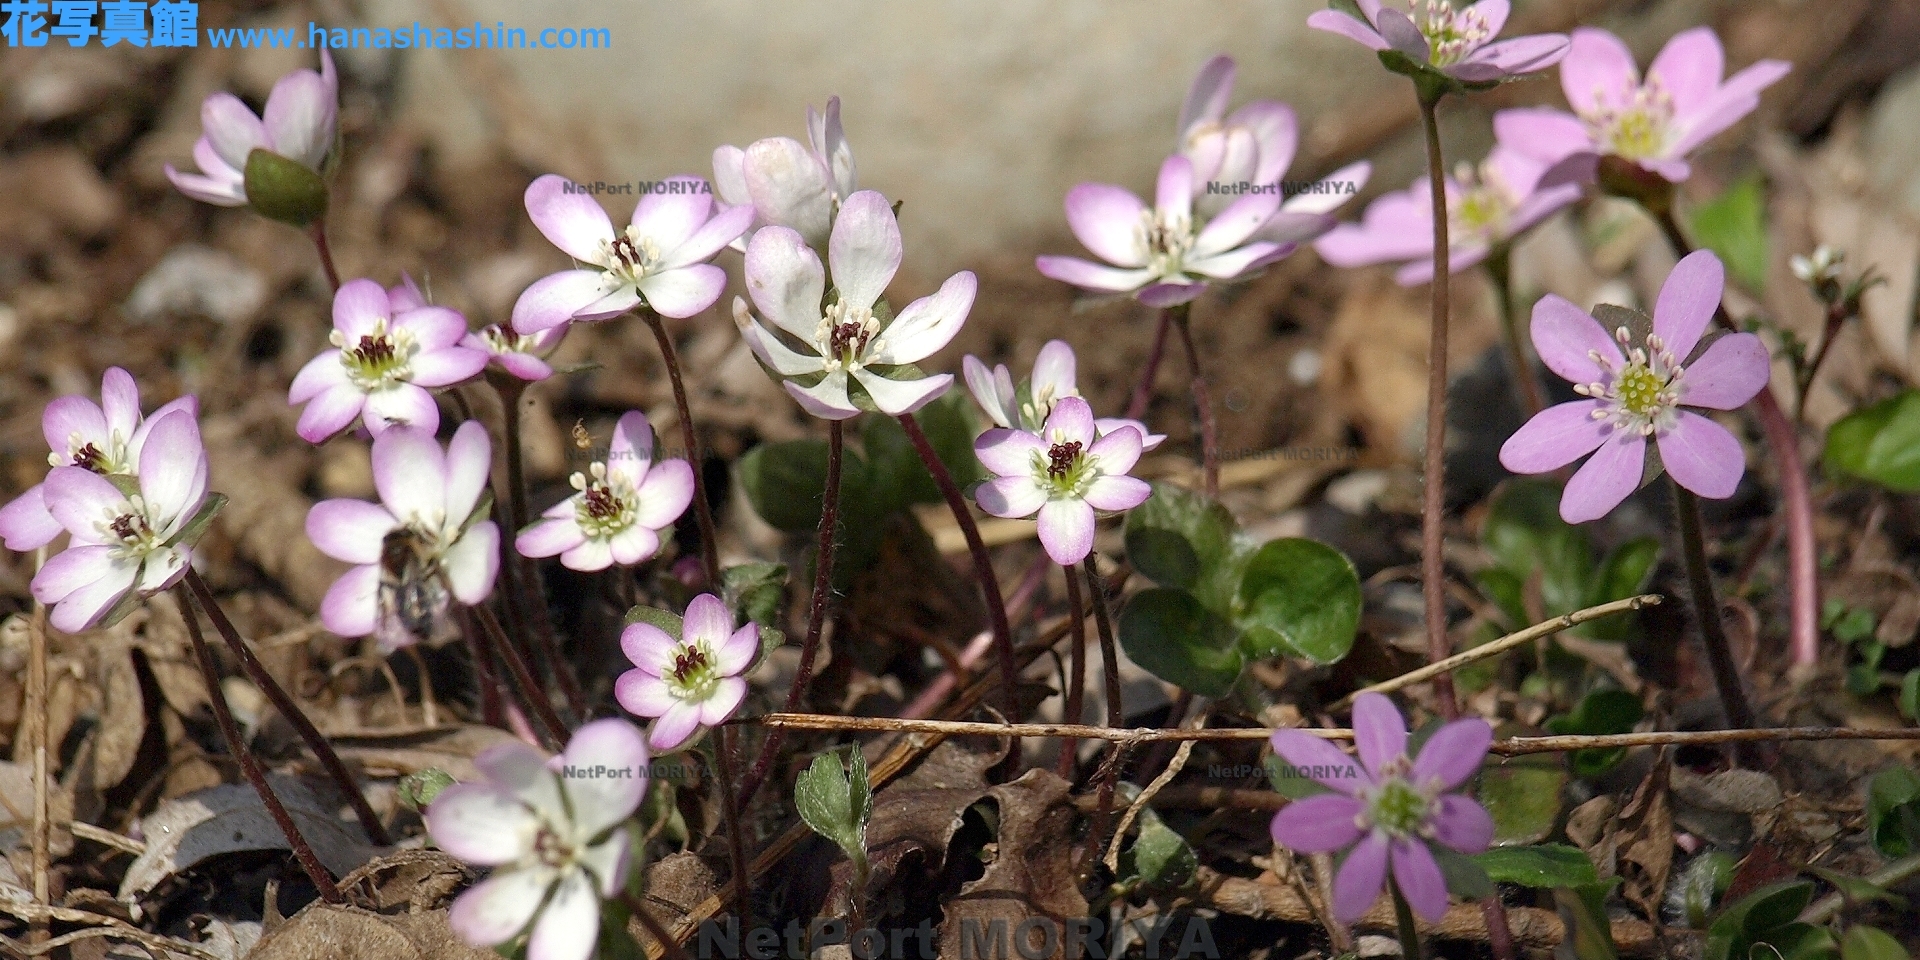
[974,397,1151,566]
[963,339,1162,449]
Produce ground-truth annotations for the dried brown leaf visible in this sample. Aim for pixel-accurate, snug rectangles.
[936,769,1086,960]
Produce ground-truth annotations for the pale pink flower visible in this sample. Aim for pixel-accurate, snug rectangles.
[165,49,338,206]
[973,397,1150,566]
[289,279,488,443]
[615,593,759,752]
[1308,0,1568,84]
[962,339,1163,450]
[516,412,694,571]
[712,96,857,251]
[463,324,566,382]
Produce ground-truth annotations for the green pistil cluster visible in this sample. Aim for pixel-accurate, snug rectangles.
[99,498,161,560]
[816,301,879,370]
[1036,439,1093,498]
[332,319,415,390]
[55,432,130,473]
[667,641,720,701]
[1138,208,1194,280]
[1364,776,1436,838]
[1576,326,1685,436]
[1414,0,1490,67]
[569,462,634,539]
[1447,162,1512,244]
[1589,82,1673,161]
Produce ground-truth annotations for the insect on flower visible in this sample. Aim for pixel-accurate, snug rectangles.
[376,526,454,650]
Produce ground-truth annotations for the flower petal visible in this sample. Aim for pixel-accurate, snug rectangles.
[443,523,499,605]
[1270,794,1364,852]
[1083,475,1150,513]
[715,623,760,675]
[698,677,747,726]
[683,593,734,646]
[320,564,381,638]
[1306,9,1388,51]
[1036,499,1096,566]
[518,516,586,559]
[1678,333,1770,410]
[851,368,952,417]
[633,460,695,531]
[1562,28,1641,116]
[1410,717,1493,790]
[200,92,269,171]
[558,718,651,837]
[443,421,493,525]
[1087,425,1144,476]
[638,265,727,319]
[476,742,567,822]
[1375,7,1431,62]
[0,485,63,552]
[362,385,440,437]
[976,475,1047,519]
[1391,838,1451,922]
[288,351,350,405]
[1561,431,1646,524]
[1657,412,1745,499]
[262,65,334,170]
[41,396,108,462]
[1499,400,1611,474]
[1332,832,1390,923]
[1646,27,1724,118]
[306,498,398,565]
[744,227,827,342]
[372,426,447,525]
[1531,295,1625,385]
[615,670,675,717]
[620,622,676,675]
[784,373,860,421]
[1033,256,1154,294]
[1268,730,1369,795]
[648,701,703,753]
[628,178,713,252]
[1063,183,1149,268]
[868,271,975,365]
[744,136,835,247]
[1178,55,1236,139]
[1453,34,1568,82]
[512,270,615,335]
[1654,250,1725,360]
[1351,692,1409,778]
[447,867,551,948]
[525,174,617,263]
[426,783,537,866]
[964,356,1015,428]
[828,191,904,311]
[1430,795,1495,854]
[974,428,1047,478]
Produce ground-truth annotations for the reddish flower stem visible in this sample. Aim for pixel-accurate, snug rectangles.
[465,603,569,749]
[1169,306,1218,499]
[737,419,843,810]
[175,584,343,902]
[1057,566,1088,779]
[898,412,1017,720]
[1416,90,1460,720]
[185,569,389,845]
[642,309,723,590]
[1126,307,1178,422]
[307,220,340,293]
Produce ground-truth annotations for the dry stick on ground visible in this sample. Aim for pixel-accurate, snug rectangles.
[899,412,1018,721]
[737,419,845,811]
[174,584,343,903]
[184,570,391,846]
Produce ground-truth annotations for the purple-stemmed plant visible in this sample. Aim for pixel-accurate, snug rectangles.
[1500,250,1770,738]
[1270,693,1494,953]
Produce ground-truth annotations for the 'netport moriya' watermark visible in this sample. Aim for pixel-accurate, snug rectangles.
[558,760,696,780]
[1211,445,1360,464]
[559,178,712,196]
[1205,179,1361,198]
[1217,762,1362,781]
[695,914,1219,959]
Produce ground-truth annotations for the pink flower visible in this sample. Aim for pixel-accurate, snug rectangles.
[165,49,338,206]
[1177,55,1374,231]
[28,410,211,633]
[1269,692,1495,923]
[462,324,566,382]
[615,593,758,752]
[511,175,752,336]
[712,96,858,251]
[1308,0,1568,84]
[289,279,488,443]
[962,339,1163,450]
[428,719,647,960]
[1495,27,1790,184]
[515,412,694,571]
[733,190,975,421]
[1037,155,1294,308]
[1315,145,1580,284]
[306,422,499,651]
[973,397,1151,566]
[1499,251,1771,523]
[0,368,198,552]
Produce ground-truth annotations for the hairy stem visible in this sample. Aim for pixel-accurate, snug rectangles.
[1670,481,1759,741]
[1126,307,1177,422]
[466,603,570,749]
[1390,877,1423,960]
[1653,207,1819,669]
[1416,89,1460,720]
[1793,301,1850,425]
[490,381,587,719]
[737,419,843,810]
[175,584,342,902]
[1057,566,1088,779]
[185,570,390,845]
[307,221,340,293]
[898,412,1017,720]
[1485,246,1545,417]
[1169,305,1218,498]
[642,309,723,589]
[713,727,753,934]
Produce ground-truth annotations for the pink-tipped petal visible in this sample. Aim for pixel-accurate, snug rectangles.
[1063,184,1150,268]
[524,871,601,960]
[1374,7,1431,62]
[1036,499,1096,565]
[869,270,976,365]
[41,396,108,461]
[619,622,677,676]
[744,226,827,341]
[1654,250,1725,359]
[447,868,550,948]
[1178,55,1236,138]
[1034,256,1153,294]
[1647,28,1725,117]
[362,385,440,436]
[200,92,269,171]
[371,426,447,524]
[976,475,1047,519]
[852,369,952,417]
[426,783,537,866]
[615,670,675,718]
[525,174,617,263]
[783,373,860,421]
[517,517,586,559]
[306,499,398,565]
[1561,431,1646,524]
[1468,0,1511,37]
[1531,295,1624,384]
[715,624,760,676]
[511,270,614,335]
[1086,424,1144,476]
[288,351,350,404]
[698,677,747,726]
[648,701,703,753]
[1677,333,1769,410]
[633,460,695,531]
[0,486,63,552]
[638,264,727,319]
[1410,717,1493,790]
[319,564,381,638]
[827,191,903,311]
[1657,413,1745,500]
[1083,475,1150,513]
[1499,400,1612,474]
[1307,9,1388,51]
[1562,28,1640,115]
[409,347,489,388]
[1430,795,1495,853]
[1270,794,1365,852]
[1042,396,1098,446]
[1453,34,1568,81]
[682,593,734,646]
[443,523,499,605]
[744,136,835,246]
[974,428,1048,477]
[331,278,392,340]
[558,719,651,837]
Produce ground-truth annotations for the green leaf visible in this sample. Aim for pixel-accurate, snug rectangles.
[1708,880,1816,960]
[1482,478,1595,618]
[1545,689,1645,778]
[1584,537,1659,640]
[1234,538,1361,664]
[794,750,866,859]
[1832,605,1878,645]
[1120,806,1196,892]
[1117,587,1245,697]
[1555,881,1622,960]
[1477,755,1566,845]
[1687,173,1769,293]
[860,392,984,507]
[720,562,788,631]
[1825,390,1920,492]
[1767,923,1839,960]
[1675,851,1738,928]
[1473,844,1599,889]
[1476,568,1528,630]
[1807,866,1907,912]
[1123,482,1243,607]
[623,605,684,636]
[1432,847,1495,900]
[397,767,455,812]
[244,148,330,227]
[1843,926,1911,960]
[738,439,834,532]
[1867,766,1920,857]
[165,493,228,550]
[1899,668,1920,720]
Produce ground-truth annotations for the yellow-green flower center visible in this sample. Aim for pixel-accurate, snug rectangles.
[1575,326,1687,437]
[1587,83,1674,162]
[332,319,417,390]
[1414,0,1491,66]
[666,640,721,701]
[570,462,638,540]
[1138,208,1195,280]
[598,227,663,287]
[1364,777,1435,837]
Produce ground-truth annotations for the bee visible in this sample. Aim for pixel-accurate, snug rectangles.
[571,420,594,451]
[375,527,452,651]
